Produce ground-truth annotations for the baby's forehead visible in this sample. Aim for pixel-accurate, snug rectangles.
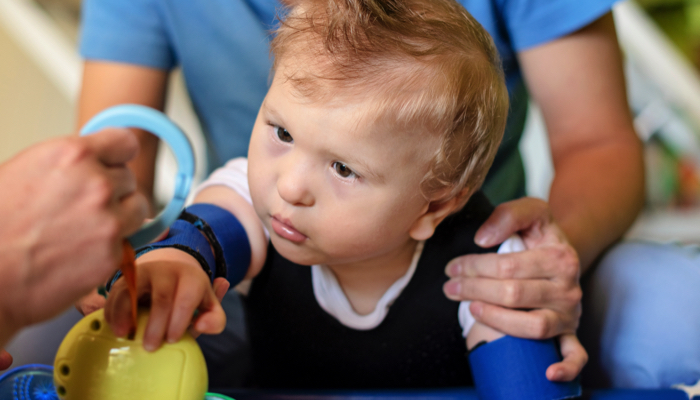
[277,48,432,99]
[272,53,444,140]
[288,82,437,142]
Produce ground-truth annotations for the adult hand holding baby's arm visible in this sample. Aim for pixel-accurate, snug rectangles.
[105,248,228,351]
[444,197,586,382]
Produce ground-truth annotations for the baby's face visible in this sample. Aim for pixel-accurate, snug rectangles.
[247,64,441,268]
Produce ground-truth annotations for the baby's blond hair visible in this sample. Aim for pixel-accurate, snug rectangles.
[271,0,508,207]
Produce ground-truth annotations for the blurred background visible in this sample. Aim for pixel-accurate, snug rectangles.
[1,0,700,369]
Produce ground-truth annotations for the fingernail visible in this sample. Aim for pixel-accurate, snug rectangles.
[475,231,494,247]
[550,369,562,381]
[444,281,461,297]
[447,263,462,277]
[144,342,156,352]
[471,302,483,317]
[195,320,207,332]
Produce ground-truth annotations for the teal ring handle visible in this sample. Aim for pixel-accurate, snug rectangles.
[80,104,194,248]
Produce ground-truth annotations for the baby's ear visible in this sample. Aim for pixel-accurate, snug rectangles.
[409,188,470,241]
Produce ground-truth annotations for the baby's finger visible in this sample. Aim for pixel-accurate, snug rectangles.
[213,278,231,302]
[545,334,588,382]
[166,280,207,343]
[75,290,107,316]
[104,280,135,337]
[143,272,178,351]
[192,288,227,335]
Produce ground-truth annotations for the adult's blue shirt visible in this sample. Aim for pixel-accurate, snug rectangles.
[80,0,616,202]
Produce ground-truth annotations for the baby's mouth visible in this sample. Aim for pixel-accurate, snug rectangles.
[271,215,307,243]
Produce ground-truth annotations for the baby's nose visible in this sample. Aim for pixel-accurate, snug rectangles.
[277,160,315,207]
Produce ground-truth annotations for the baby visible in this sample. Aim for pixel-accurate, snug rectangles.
[105,0,576,393]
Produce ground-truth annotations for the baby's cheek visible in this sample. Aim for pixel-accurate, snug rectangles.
[322,213,389,252]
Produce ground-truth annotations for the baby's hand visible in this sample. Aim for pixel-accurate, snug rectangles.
[75,289,107,316]
[104,248,229,351]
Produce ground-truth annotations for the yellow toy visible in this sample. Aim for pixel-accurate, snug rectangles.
[53,308,208,400]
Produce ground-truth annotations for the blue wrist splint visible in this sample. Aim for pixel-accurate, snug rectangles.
[135,219,217,281]
[179,204,251,286]
[468,336,581,400]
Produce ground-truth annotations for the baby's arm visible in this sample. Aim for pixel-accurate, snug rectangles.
[192,184,268,281]
[106,162,268,350]
[462,237,582,399]
[466,322,504,350]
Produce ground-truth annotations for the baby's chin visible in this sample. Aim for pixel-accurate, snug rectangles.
[270,234,372,267]
[270,235,326,266]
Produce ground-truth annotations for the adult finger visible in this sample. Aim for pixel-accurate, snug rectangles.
[467,302,574,339]
[445,244,580,284]
[113,191,149,237]
[475,198,550,247]
[546,334,588,382]
[446,248,569,280]
[0,349,13,371]
[444,276,558,309]
[104,166,138,202]
[82,128,140,166]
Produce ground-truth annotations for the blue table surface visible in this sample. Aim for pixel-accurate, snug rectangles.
[216,388,695,400]
[1,365,695,400]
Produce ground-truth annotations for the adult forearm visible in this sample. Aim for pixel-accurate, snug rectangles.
[548,137,644,271]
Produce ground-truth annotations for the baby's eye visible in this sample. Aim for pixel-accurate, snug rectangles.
[275,126,293,143]
[332,162,356,179]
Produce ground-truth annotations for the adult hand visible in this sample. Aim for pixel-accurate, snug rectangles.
[444,197,585,380]
[0,130,148,345]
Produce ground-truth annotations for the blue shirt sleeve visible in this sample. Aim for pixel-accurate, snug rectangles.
[80,0,176,70]
[499,0,620,51]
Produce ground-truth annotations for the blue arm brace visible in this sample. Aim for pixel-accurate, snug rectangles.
[112,204,251,290]
[468,336,581,400]
[107,219,216,290]
[178,203,251,286]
